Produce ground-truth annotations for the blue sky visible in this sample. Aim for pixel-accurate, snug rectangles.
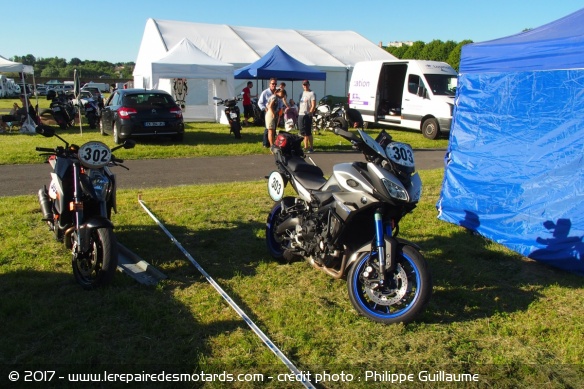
[4,0,583,63]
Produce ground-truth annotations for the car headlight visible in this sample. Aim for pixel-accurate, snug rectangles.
[382,178,409,201]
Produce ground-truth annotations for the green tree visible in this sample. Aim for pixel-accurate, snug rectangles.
[402,41,426,59]
[40,66,60,78]
[447,40,474,72]
[386,45,409,59]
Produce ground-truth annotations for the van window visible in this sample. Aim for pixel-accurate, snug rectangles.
[408,75,422,94]
[424,74,458,96]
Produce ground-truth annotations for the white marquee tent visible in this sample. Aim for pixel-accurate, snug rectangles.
[148,38,235,121]
[133,18,396,121]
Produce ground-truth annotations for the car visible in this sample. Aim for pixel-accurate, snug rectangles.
[100,89,184,144]
[35,85,48,96]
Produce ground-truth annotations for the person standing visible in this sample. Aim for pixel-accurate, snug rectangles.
[298,80,316,153]
[241,81,255,127]
[265,88,285,148]
[258,78,278,147]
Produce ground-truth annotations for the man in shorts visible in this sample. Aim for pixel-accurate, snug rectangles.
[298,80,316,153]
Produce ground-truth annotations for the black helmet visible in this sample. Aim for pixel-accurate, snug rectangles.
[46,89,56,100]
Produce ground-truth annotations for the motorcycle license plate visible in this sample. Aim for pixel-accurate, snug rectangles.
[230,112,237,119]
[267,171,286,202]
[145,121,165,127]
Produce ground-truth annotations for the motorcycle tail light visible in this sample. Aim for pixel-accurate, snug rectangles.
[118,106,137,119]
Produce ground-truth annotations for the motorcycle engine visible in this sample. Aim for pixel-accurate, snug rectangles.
[291,209,343,266]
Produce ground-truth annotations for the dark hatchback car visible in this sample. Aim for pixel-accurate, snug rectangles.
[100,89,184,143]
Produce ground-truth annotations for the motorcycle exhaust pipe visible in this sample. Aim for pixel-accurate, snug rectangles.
[276,217,300,234]
[38,188,53,221]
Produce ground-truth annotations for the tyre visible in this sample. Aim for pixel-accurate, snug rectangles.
[87,112,97,129]
[422,118,440,140]
[71,227,118,290]
[330,117,348,131]
[347,245,432,324]
[99,119,105,135]
[113,121,122,144]
[266,197,296,260]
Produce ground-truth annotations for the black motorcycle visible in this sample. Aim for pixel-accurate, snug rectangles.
[250,97,264,126]
[214,94,243,138]
[41,90,76,129]
[81,96,101,129]
[265,123,431,324]
[36,125,135,289]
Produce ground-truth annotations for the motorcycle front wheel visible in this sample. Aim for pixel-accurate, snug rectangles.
[266,197,296,261]
[72,227,118,290]
[347,245,431,324]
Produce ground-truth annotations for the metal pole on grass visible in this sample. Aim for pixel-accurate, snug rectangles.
[138,197,316,389]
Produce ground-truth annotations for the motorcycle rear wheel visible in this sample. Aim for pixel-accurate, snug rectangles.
[347,245,431,324]
[71,227,118,290]
[266,197,296,261]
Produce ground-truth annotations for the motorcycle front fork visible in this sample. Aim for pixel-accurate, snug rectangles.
[374,209,397,284]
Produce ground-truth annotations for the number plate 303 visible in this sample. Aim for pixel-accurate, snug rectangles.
[267,171,287,202]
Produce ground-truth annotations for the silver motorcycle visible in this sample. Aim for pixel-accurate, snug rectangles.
[266,125,431,324]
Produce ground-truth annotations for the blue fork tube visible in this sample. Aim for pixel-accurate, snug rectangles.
[374,209,386,283]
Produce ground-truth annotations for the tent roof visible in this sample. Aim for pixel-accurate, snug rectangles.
[152,37,233,79]
[0,55,34,74]
[145,18,394,69]
[460,7,584,73]
[234,45,326,80]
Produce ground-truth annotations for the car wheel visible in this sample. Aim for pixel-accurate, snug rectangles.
[99,118,105,135]
[113,122,122,144]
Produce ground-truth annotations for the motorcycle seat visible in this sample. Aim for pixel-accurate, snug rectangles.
[286,156,327,190]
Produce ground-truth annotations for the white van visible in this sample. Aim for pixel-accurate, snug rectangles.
[348,60,458,139]
[83,82,110,93]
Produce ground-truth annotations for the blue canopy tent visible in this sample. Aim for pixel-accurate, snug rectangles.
[437,7,584,275]
[234,45,327,81]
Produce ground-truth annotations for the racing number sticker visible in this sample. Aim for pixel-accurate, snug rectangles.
[387,142,415,167]
[267,171,286,202]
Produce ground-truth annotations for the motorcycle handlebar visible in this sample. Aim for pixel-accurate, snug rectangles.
[36,147,55,153]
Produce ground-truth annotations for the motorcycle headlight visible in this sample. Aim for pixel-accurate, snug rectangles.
[90,171,111,201]
[381,178,409,201]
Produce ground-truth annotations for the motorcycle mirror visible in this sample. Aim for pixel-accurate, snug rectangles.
[111,139,136,152]
[36,124,55,138]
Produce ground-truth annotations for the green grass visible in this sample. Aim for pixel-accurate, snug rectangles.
[1,96,449,165]
[1,170,582,388]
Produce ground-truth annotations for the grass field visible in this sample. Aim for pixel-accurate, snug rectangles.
[0,96,449,165]
[0,170,582,388]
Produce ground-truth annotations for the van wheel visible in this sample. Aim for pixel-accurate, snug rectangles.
[422,118,440,139]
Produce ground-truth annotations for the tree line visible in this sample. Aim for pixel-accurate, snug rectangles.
[10,54,134,79]
[384,39,473,72]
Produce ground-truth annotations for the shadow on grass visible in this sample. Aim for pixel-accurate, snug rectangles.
[419,228,583,324]
[0,269,242,369]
